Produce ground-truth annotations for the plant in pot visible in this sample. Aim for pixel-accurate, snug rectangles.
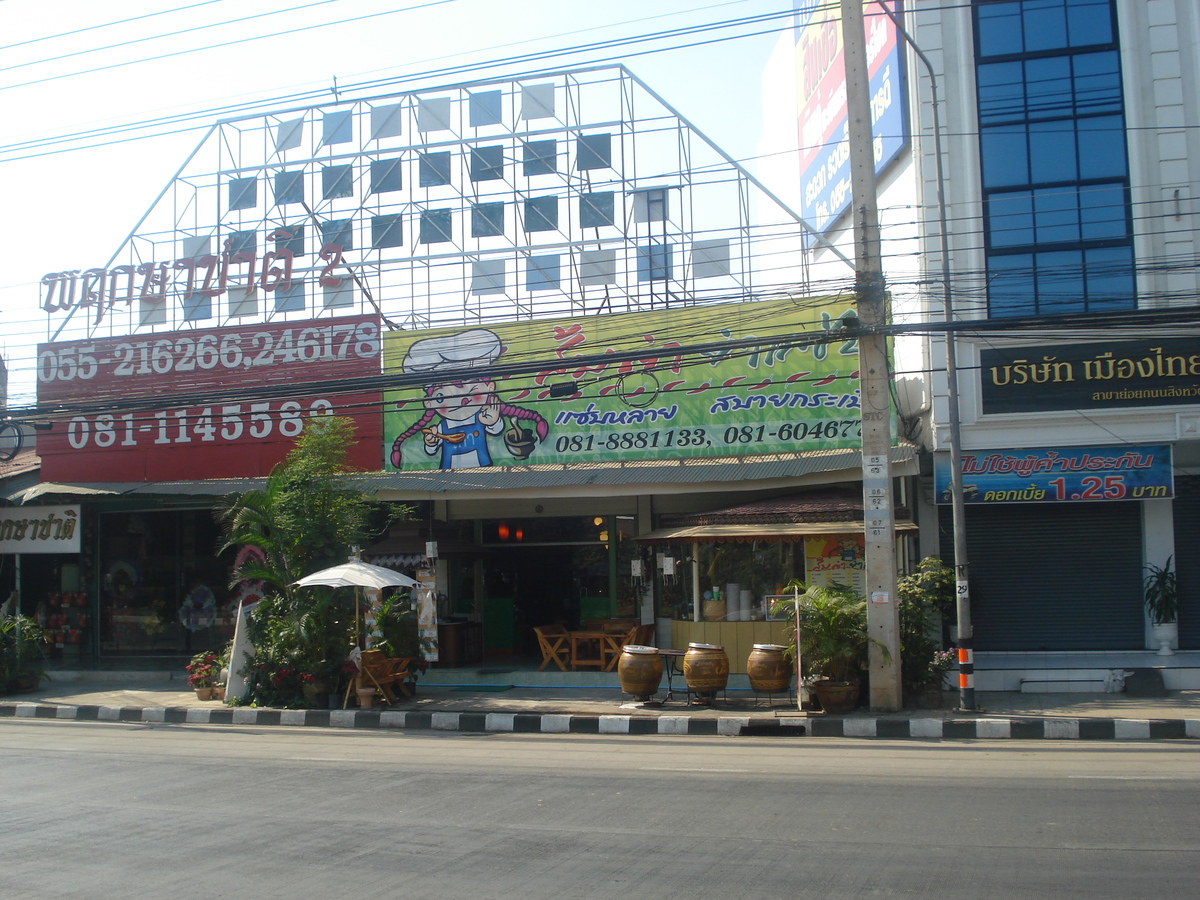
[1144,556,1178,656]
[771,581,886,714]
[0,614,47,694]
[185,650,221,700]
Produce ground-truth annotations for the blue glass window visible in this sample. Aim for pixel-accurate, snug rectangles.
[419,209,452,244]
[975,0,1133,317]
[228,177,257,211]
[580,192,615,228]
[526,255,560,290]
[470,146,504,182]
[273,224,304,258]
[321,164,353,200]
[274,170,304,206]
[419,152,451,188]
[577,133,612,170]
[320,219,353,251]
[471,202,504,238]
[469,91,502,127]
[371,215,403,249]
[637,243,673,281]
[370,158,402,194]
[524,196,558,232]
[523,140,557,176]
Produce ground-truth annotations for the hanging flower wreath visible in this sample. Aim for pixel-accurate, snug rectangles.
[104,560,140,602]
[230,545,268,613]
[178,585,217,631]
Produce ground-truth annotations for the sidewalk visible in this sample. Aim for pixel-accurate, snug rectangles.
[3,668,1199,740]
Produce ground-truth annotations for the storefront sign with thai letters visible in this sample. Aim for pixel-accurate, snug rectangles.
[933,444,1174,505]
[0,505,80,554]
[383,296,874,470]
[981,339,1200,414]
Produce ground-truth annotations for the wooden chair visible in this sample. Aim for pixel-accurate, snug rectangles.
[357,649,414,705]
[601,622,656,672]
[534,624,570,671]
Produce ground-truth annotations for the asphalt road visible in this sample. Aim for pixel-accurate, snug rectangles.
[0,721,1196,899]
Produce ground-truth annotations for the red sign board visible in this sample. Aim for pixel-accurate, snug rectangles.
[36,315,382,482]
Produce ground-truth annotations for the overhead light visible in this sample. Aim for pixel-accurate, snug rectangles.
[497,521,510,541]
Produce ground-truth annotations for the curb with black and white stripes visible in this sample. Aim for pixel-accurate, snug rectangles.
[3,702,1199,739]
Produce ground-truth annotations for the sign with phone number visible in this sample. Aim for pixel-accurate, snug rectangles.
[933,444,1174,505]
[384,297,875,471]
[37,315,382,482]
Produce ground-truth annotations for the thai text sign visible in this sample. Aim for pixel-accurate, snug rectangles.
[36,315,382,482]
[0,505,80,554]
[383,297,867,470]
[40,235,350,327]
[795,0,906,233]
[981,339,1200,414]
[934,445,1174,505]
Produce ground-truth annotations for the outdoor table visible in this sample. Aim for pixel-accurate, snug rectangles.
[569,630,609,670]
[658,648,686,701]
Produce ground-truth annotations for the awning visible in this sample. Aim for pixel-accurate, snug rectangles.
[636,520,918,544]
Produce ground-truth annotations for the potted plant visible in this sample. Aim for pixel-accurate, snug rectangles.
[0,615,47,694]
[897,557,957,706]
[1144,556,1178,656]
[185,650,221,700]
[772,582,887,714]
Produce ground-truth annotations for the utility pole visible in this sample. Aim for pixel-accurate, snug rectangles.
[842,0,900,710]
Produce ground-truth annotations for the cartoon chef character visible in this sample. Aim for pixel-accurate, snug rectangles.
[390,329,548,470]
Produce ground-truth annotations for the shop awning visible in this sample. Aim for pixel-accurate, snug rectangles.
[636,520,919,544]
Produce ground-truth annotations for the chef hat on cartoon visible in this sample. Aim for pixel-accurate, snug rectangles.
[402,329,502,374]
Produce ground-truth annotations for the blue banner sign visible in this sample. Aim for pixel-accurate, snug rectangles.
[934,445,1174,505]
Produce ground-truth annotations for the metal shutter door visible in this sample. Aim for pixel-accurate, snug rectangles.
[1171,476,1200,650]
[940,502,1143,651]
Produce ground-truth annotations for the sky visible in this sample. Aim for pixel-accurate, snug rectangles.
[0,0,800,406]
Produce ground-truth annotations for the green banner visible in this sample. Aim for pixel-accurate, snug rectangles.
[383,297,864,471]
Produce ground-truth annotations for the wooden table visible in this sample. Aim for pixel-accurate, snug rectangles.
[569,630,622,670]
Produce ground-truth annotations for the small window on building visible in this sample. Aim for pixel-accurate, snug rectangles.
[321,164,354,200]
[579,249,617,285]
[275,117,303,152]
[323,281,354,309]
[580,192,615,228]
[419,151,452,187]
[521,83,555,120]
[420,209,453,244]
[692,239,730,278]
[637,242,672,281]
[227,230,257,257]
[370,158,402,194]
[371,214,404,249]
[633,188,669,223]
[273,225,304,258]
[320,219,353,251]
[228,177,257,211]
[274,281,305,313]
[369,103,402,140]
[274,170,304,206]
[471,202,505,238]
[469,90,502,127]
[526,254,560,291]
[472,260,505,294]
[322,110,352,145]
[523,140,557,176]
[417,97,452,132]
[524,196,558,232]
[577,133,612,170]
[470,145,505,182]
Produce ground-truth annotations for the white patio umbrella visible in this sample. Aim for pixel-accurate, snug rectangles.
[292,558,420,652]
[292,559,418,590]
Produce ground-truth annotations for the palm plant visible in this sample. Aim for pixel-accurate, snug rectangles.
[772,581,887,683]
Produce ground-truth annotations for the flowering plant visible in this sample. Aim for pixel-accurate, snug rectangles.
[185,650,221,688]
[927,649,957,686]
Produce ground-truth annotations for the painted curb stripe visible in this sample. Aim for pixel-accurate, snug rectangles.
[0,702,1196,740]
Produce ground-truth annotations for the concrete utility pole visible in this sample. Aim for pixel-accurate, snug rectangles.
[841,0,901,710]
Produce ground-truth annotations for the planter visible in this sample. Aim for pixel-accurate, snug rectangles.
[1150,621,1177,656]
[683,643,729,702]
[812,679,859,714]
[193,687,215,701]
[746,644,791,693]
[212,686,226,702]
[302,680,331,707]
[617,645,662,701]
[356,687,377,709]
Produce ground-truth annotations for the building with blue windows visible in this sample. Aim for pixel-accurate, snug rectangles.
[765,0,1200,686]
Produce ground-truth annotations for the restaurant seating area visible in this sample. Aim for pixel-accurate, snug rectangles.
[535,620,654,672]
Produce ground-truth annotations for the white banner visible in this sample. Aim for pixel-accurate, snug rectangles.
[0,505,80,554]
